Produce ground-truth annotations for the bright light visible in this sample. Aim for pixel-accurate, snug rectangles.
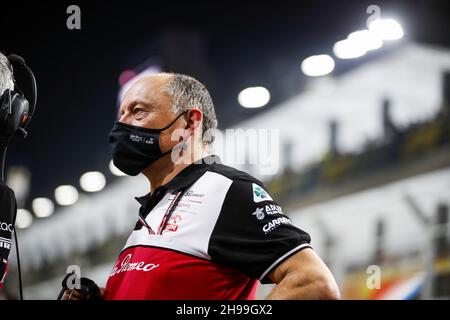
[369,19,404,40]
[55,185,79,206]
[301,55,335,77]
[109,160,126,177]
[32,197,54,218]
[80,171,106,192]
[348,30,383,51]
[16,209,33,229]
[333,39,367,59]
[5,166,31,202]
[238,87,270,108]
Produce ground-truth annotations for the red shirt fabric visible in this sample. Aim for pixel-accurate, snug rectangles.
[106,246,258,300]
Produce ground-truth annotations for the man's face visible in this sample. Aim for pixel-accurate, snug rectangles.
[118,75,185,153]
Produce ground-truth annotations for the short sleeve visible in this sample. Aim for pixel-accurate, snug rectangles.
[208,179,312,284]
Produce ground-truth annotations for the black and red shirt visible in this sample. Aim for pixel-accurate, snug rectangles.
[105,155,311,300]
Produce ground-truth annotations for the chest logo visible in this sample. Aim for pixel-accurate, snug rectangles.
[110,253,159,277]
[164,214,182,233]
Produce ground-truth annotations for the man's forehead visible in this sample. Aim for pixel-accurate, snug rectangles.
[121,74,172,108]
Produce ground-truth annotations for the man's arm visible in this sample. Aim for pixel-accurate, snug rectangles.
[266,248,340,300]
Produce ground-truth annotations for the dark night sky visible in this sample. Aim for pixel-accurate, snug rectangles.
[1,0,449,211]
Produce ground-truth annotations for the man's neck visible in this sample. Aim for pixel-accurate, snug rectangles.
[142,147,208,193]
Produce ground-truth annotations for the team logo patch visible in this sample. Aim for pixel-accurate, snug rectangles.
[252,183,273,203]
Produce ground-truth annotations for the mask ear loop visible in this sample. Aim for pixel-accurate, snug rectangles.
[160,110,191,157]
[157,110,188,132]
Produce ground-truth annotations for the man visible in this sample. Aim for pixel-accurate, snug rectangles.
[64,73,340,300]
[0,52,15,290]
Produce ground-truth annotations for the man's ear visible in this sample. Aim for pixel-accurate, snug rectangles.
[185,109,203,135]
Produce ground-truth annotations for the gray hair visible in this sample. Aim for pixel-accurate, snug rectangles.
[0,52,14,96]
[163,73,218,145]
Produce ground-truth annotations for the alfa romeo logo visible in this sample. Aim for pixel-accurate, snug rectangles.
[254,186,267,199]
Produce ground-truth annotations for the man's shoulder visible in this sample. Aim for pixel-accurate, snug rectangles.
[206,162,264,187]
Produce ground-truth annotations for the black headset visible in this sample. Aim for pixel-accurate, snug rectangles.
[0,54,37,138]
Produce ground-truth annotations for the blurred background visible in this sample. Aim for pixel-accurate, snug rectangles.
[1,0,450,299]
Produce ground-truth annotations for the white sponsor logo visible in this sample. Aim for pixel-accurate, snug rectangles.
[252,183,273,203]
[251,204,283,221]
[252,207,265,220]
[263,217,292,234]
[110,253,159,277]
[265,204,283,215]
[184,190,205,198]
[0,237,11,250]
[129,134,154,144]
[0,222,13,232]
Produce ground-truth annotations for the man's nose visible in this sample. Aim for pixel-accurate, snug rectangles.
[118,112,130,124]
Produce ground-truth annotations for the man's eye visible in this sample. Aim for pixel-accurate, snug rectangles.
[132,109,149,120]
[133,108,145,114]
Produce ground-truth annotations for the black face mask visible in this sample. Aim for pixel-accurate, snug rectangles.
[108,112,186,176]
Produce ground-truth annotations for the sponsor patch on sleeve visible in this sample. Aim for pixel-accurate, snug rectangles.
[252,183,274,203]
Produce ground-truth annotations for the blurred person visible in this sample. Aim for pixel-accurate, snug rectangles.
[0,53,14,96]
[0,52,15,292]
[62,73,339,300]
